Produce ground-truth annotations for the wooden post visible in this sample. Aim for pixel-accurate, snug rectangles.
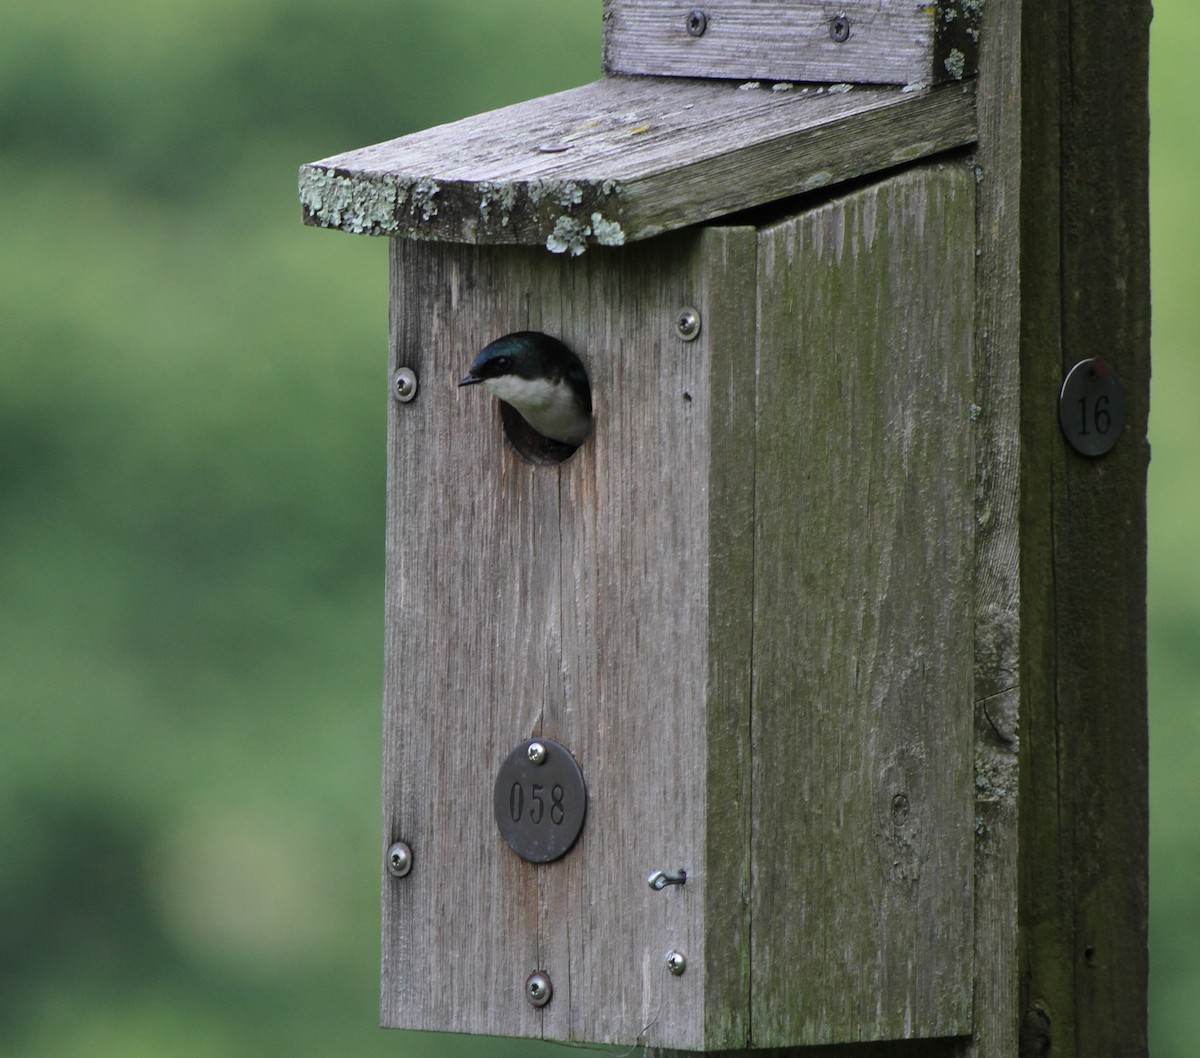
[1015,1,1151,1055]
[300,2,1149,1055]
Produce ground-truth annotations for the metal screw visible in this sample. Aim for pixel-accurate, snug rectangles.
[686,10,708,36]
[648,869,687,891]
[666,950,687,976]
[526,971,553,1008]
[830,15,851,42]
[527,741,547,765]
[675,307,701,341]
[386,841,413,878]
[393,367,418,403]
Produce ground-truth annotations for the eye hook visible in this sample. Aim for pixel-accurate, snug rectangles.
[648,869,687,891]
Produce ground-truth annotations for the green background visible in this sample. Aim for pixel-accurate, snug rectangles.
[1,3,1194,1055]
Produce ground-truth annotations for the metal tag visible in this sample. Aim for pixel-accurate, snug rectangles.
[493,739,587,863]
[1059,358,1125,457]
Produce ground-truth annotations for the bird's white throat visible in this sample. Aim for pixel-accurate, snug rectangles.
[482,375,590,446]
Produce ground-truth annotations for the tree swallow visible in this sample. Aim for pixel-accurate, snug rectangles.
[458,332,592,448]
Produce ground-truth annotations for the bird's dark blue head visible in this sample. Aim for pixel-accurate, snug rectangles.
[458,332,592,449]
[459,332,590,407]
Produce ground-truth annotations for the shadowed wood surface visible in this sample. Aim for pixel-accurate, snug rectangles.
[963,0,1023,1055]
[646,1040,969,1058]
[382,228,757,1049]
[300,76,975,249]
[1017,0,1151,1056]
[750,164,976,1046]
[603,0,980,87]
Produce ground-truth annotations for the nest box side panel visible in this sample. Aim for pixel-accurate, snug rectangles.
[382,228,757,1049]
[750,162,977,1046]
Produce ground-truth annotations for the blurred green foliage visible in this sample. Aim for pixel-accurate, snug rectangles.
[0,1,1194,1056]
[1147,6,1200,1058]
[0,3,597,1056]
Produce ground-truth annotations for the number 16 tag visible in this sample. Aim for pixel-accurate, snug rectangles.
[1059,357,1126,457]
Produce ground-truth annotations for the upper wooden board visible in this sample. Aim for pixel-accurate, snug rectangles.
[300,75,975,251]
[603,0,981,86]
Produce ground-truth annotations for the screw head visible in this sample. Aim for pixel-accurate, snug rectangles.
[830,15,851,42]
[386,841,413,878]
[666,950,687,976]
[686,10,708,36]
[527,741,547,765]
[526,971,553,1007]
[393,367,418,403]
[675,307,702,341]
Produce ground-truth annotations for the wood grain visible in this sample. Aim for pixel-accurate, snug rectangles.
[300,76,975,248]
[750,163,976,1046]
[963,0,1023,1055]
[382,163,984,1050]
[382,227,758,1049]
[1016,1,1152,1056]
[603,0,981,87]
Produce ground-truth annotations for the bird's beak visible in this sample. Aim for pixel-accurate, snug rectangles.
[458,373,482,387]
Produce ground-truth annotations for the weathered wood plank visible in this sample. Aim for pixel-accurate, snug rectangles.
[699,228,758,1049]
[646,1041,968,1058]
[382,242,557,1040]
[1052,0,1151,1044]
[603,0,980,87]
[300,76,975,249]
[750,163,976,1046]
[1017,0,1152,1055]
[382,227,758,1049]
[549,225,758,1051]
[964,0,1024,1055]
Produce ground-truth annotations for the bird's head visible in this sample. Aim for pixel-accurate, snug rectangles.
[458,332,592,451]
[458,332,568,390]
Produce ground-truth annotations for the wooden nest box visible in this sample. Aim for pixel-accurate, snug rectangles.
[300,1,1150,1055]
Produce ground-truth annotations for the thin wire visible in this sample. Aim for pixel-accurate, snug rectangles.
[561,960,668,1057]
